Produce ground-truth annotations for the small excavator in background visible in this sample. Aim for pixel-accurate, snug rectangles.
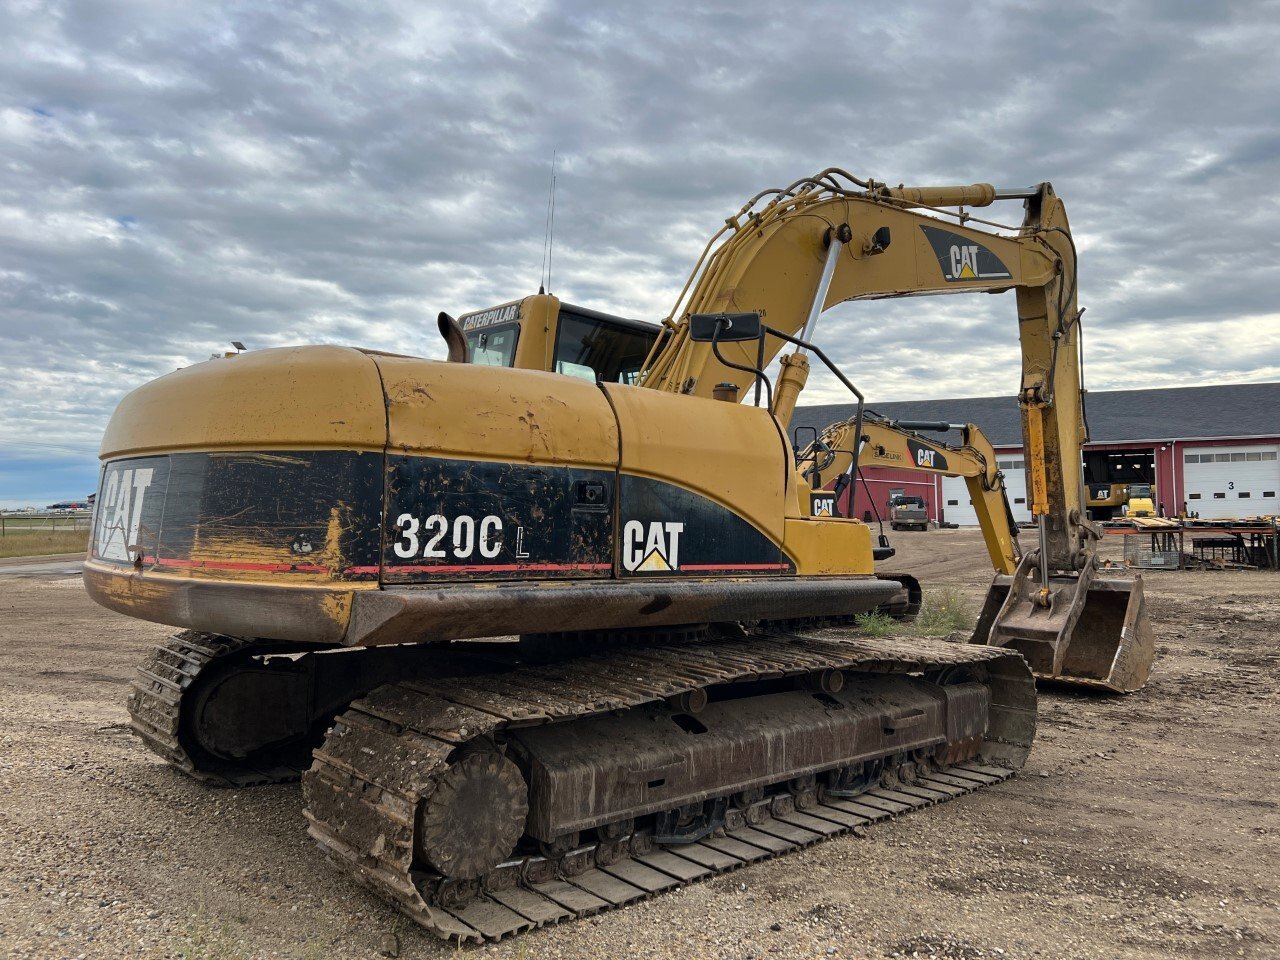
[87,169,1153,942]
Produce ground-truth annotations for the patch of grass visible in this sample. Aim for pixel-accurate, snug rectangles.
[0,529,88,559]
[915,587,973,636]
[853,610,898,637]
[175,895,254,960]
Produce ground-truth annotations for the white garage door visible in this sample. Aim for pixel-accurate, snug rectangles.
[941,455,1033,526]
[1183,445,1280,519]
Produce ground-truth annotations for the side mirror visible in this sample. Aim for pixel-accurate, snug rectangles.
[438,312,470,363]
[688,312,763,343]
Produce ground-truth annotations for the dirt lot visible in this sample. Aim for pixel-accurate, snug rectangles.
[1,530,1276,959]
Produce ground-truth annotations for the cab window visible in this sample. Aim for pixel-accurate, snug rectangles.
[466,323,519,367]
[553,311,656,384]
[555,359,598,382]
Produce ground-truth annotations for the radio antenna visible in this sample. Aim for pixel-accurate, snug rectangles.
[540,151,557,295]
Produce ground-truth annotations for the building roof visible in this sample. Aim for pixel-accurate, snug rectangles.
[792,382,1280,449]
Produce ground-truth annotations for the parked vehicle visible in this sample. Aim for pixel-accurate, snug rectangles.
[889,494,929,531]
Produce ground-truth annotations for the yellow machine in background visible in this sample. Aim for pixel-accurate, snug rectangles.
[797,417,1020,575]
[86,169,1153,943]
[1087,482,1129,517]
[1125,483,1157,518]
[1086,481,1158,520]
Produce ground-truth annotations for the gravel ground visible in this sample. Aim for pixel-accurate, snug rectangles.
[1,529,1276,959]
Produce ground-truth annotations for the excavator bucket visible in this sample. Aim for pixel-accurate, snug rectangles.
[971,554,1155,693]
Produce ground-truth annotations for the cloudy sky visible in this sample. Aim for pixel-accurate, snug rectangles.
[2,0,1278,506]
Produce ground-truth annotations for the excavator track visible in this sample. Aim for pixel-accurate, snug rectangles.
[126,631,524,787]
[127,631,308,787]
[125,579,925,787]
[303,630,1035,943]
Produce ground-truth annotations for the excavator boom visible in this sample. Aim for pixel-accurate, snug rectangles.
[798,416,1020,575]
[633,170,1152,691]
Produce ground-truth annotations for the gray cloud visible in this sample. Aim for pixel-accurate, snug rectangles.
[1,0,1278,503]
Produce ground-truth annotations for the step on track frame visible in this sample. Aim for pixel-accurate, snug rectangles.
[303,630,1035,943]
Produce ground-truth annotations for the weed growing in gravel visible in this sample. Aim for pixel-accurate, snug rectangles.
[915,587,973,636]
[176,918,235,960]
[854,611,898,637]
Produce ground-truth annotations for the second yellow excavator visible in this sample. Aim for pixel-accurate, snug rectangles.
[87,169,1152,942]
[795,414,1154,690]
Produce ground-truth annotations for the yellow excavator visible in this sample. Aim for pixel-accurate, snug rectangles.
[799,416,1018,573]
[796,414,1154,688]
[87,169,1153,942]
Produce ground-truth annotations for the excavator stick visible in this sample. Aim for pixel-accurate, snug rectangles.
[972,554,1155,693]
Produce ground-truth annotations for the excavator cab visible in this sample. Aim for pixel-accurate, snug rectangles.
[443,294,660,384]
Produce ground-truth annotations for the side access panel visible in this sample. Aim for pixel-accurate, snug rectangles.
[376,356,623,584]
[383,457,615,582]
[604,382,803,576]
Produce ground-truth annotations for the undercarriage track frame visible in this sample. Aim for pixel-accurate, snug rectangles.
[302,630,1034,942]
[125,577,927,788]
[127,631,519,786]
